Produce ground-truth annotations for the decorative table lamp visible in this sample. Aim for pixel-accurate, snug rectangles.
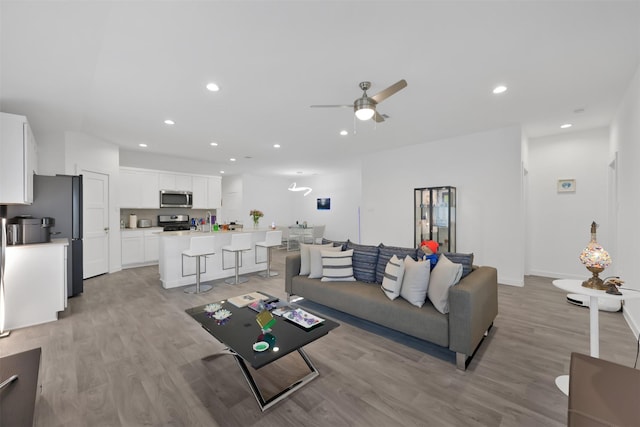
[579,221,611,290]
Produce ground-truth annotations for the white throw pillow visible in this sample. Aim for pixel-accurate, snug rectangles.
[321,249,356,282]
[400,256,431,307]
[299,243,333,275]
[427,254,463,314]
[308,245,342,278]
[381,255,405,300]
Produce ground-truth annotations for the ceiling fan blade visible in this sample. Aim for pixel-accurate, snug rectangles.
[373,111,385,123]
[370,79,407,104]
[310,104,352,108]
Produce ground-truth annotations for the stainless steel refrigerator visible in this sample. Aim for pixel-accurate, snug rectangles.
[7,175,83,297]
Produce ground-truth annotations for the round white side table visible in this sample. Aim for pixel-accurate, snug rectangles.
[552,279,640,395]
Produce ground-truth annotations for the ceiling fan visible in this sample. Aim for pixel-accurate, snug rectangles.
[311,79,407,122]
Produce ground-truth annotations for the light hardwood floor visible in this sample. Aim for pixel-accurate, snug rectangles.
[1,250,638,426]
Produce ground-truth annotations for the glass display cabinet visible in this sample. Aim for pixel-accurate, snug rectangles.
[414,186,456,252]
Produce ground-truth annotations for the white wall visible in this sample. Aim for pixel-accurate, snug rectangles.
[288,168,362,242]
[119,149,221,176]
[241,174,295,228]
[527,128,610,279]
[361,126,524,286]
[35,130,66,175]
[64,131,122,274]
[610,64,640,337]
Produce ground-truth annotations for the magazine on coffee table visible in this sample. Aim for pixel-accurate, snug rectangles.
[228,292,269,308]
[283,308,325,329]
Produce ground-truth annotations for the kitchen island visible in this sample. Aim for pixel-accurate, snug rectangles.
[158,229,274,289]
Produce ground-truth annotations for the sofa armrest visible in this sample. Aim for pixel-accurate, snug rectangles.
[285,253,301,296]
[448,266,498,358]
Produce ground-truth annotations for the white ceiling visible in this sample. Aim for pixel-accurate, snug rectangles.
[1,1,639,177]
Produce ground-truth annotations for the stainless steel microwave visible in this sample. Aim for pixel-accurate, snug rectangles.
[159,190,193,208]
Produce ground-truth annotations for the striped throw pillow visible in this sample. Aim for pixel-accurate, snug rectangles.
[321,249,356,282]
[381,255,405,300]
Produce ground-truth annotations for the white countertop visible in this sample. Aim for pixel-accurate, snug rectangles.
[158,228,274,237]
[6,238,69,248]
[121,227,163,232]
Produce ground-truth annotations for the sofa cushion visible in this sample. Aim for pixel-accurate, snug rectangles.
[322,238,347,249]
[321,249,356,282]
[428,254,463,314]
[400,256,431,307]
[346,241,379,283]
[442,252,474,278]
[376,244,419,284]
[308,245,342,279]
[290,275,450,347]
[299,243,334,275]
[381,254,405,300]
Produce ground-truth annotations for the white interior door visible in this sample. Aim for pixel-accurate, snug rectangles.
[83,170,109,278]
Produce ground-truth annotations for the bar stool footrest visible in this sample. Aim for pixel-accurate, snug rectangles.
[184,284,213,294]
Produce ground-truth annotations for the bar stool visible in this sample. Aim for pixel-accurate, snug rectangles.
[182,236,215,294]
[222,233,252,284]
[255,230,283,277]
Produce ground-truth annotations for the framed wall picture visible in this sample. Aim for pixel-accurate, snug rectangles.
[557,179,576,193]
[317,198,330,210]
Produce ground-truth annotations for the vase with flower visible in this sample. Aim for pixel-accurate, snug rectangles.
[250,209,264,228]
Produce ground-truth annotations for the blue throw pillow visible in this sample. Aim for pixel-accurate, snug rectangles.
[376,244,419,284]
[441,252,474,278]
[345,240,379,283]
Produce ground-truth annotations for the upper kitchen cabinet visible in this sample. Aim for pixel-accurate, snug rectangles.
[159,173,192,192]
[0,112,38,204]
[119,168,159,208]
[192,175,221,209]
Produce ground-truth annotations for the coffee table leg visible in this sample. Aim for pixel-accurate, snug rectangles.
[233,348,319,411]
[201,347,236,361]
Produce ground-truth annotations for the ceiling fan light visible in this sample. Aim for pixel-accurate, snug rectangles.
[354,97,376,121]
[355,107,375,121]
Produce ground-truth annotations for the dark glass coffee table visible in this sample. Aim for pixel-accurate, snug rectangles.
[186,295,339,411]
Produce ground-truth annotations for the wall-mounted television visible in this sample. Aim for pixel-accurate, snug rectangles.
[317,198,330,210]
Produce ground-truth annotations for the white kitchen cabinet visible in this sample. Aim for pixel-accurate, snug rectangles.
[0,112,37,204]
[159,173,192,192]
[143,229,160,262]
[121,229,144,265]
[121,227,162,267]
[119,168,159,208]
[4,240,67,330]
[192,175,221,209]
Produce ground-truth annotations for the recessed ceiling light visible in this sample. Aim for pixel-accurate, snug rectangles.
[210,142,218,146]
[230,158,236,162]
[206,83,220,92]
[560,123,572,129]
[138,143,147,148]
[273,144,281,148]
[164,119,175,125]
[220,170,225,174]
[340,130,348,136]
[492,85,507,94]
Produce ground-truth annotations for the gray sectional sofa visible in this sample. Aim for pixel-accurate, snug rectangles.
[284,243,498,370]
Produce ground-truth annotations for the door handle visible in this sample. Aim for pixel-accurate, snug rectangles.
[104,227,110,233]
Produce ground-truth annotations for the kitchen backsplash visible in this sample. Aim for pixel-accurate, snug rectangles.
[120,208,217,227]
